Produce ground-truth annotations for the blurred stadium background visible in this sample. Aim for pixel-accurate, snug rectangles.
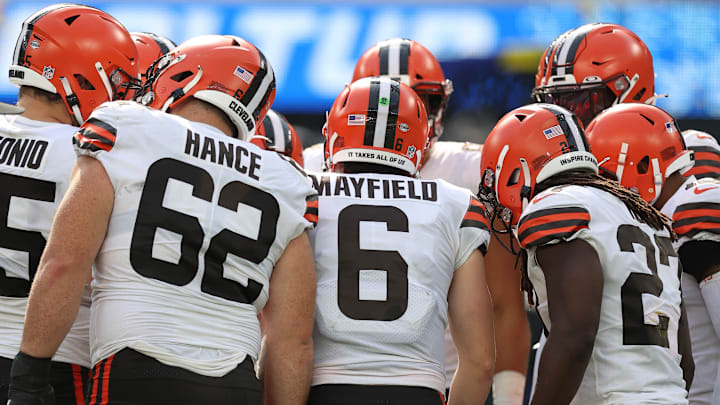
[1,0,719,147]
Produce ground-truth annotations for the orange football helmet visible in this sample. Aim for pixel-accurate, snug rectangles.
[142,35,275,140]
[585,104,694,204]
[10,4,139,124]
[324,76,429,176]
[131,32,176,80]
[251,109,304,167]
[532,23,655,126]
[478,103,598,227]
[682,129,720,180]
[352,38,452,141]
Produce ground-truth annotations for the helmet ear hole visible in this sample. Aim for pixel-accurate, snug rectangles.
[637,155,650,174]
[170,71,193,82]
[64,15,80,26]
[507,168,521,186]
[74,74,95,90]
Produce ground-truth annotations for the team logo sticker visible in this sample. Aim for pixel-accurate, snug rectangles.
[543,125,564,139]
[347,114,365,126]
[42,66,55,80]
[406,145,416,158]
[233,66,253,84]
[30,40,40,49]
[398,122,410,132]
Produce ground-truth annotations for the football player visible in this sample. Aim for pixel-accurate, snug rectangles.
[251,109,304,166]
[587,104,718,404]
[307,76,494,405]
[479,103,691,404]
[304,38,529,404]
[8,35,317,405]
[533,22,713,404]
[1,4,139,404]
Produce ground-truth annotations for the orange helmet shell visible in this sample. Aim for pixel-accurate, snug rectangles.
[479,104,598,226]
[143,35,275,140]
[352,38,452,139]
[10,4,139,124]
[324,77,429,176]
[533,23,655,126]
[252,109,304,167]
[585,104,694,204]
[131,32,176,80]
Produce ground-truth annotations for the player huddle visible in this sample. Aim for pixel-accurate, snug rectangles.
[0,3,719,405]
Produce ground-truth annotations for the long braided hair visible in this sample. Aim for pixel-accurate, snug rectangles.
[519,170,676,304]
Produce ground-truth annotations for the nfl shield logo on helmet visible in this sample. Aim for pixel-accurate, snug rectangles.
[42,66,55,80]
[406,145,416,158]
[665,122,676,133]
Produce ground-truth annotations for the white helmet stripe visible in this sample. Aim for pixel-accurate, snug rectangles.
[554,24,595,76]
[388,42,400,77]
[372,79,393,147]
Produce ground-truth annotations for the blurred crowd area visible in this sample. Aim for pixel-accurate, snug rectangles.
[1,0,719,147]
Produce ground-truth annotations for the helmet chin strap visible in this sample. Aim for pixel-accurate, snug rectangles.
[519,158,532,211]
[495,145,510,203]
[161,65,203,112]
[327,131,338,171]
[95,62,114,101]
[59,76,84,125]
[649,157,663,205]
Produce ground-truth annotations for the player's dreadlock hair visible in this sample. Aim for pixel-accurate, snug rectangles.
[519,170,676,304]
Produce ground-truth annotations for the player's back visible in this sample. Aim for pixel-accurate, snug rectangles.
[0,114,90,367]
[659,176,720,404]
[74,102,316,377]
[307,171,489,393]
[518,185,687,404]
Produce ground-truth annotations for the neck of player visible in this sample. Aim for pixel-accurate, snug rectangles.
[170,99,236,139]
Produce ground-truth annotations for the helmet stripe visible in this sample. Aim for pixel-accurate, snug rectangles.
[377,39,410,81]
[267,111,290,153]
[12,4,69,67]
[262,112,276,148]
[146,32,175,55]
[541,104,587,153]
[383,80,401,149]
[240,49,275,124]
[378,43,389,75]
[398,40,410,75]
[554,24,596,76]
[363,80,381,146]
[372,79,394,147]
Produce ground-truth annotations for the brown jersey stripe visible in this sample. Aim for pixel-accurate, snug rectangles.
[517,206,590,229]
[73,132,112,152]
[520,223,589,249]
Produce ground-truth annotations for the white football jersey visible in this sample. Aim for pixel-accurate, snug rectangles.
[518,185,687,404]
[73,101,317,376]
[660,176,720,404]
[0,114,90,367]
[307,171,490,393]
